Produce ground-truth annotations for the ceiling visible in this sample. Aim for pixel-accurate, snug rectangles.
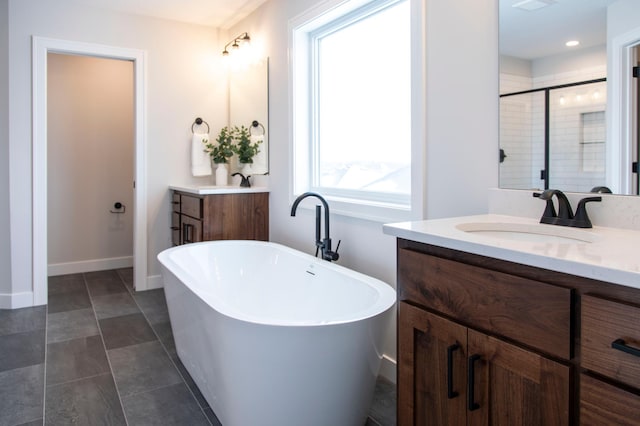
[74,0,617,59]
[73,0,269,29]
[500,0,618,60]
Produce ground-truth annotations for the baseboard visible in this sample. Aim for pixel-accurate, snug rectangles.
[139,274,164,291]
[0,291,37,309]
[48,256,133,276]
[378,354,397,383]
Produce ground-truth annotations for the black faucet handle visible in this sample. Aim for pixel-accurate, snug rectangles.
[327,240,340,261]
[533,191,557,222]
[572,196,602,228]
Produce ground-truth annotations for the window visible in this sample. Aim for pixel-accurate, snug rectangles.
[292,0,414,221]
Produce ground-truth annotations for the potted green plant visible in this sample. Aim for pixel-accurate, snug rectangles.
[232,125,262,174]
[203,126,235,185]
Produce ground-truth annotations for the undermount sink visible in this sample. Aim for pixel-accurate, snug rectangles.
[455,222,601,244]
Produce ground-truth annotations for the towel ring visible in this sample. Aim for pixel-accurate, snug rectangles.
[250,120,265,136]
[191,117,210,134]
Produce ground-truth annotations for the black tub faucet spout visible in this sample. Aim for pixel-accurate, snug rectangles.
[290,192,340,262]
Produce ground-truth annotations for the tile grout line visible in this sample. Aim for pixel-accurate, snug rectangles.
[83,272,131,426]
[117,268,215,426]
[44,371,116,389]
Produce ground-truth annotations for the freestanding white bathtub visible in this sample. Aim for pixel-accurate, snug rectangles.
[157,240,395,426]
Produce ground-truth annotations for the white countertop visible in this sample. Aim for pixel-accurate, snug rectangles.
[170,185,269,195]
[383,214,640,290]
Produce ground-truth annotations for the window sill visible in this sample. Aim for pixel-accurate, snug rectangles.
[291,193,414,223]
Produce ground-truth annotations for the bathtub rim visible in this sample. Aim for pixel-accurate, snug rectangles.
[158,240,396,327]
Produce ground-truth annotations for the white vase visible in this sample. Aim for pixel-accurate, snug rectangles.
[216,163,228,186]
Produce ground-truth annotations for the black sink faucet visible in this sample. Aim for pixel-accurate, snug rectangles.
[533,189,601,228]
[290,192,340,261]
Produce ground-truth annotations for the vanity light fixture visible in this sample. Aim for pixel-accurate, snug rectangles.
[565,40,580,47]
[222,32,251,56]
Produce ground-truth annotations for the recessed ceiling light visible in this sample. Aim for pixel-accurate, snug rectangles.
[566,40,580,47]
[512,0,557,11]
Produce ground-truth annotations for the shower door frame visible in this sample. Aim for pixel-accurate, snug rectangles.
[500,78,607,190]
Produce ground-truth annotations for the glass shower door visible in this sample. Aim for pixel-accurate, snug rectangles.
[499,91,546,190]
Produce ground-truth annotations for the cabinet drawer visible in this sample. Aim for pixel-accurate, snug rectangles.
[181,194,203,219]
[580,373,640,425]
[171,192,181,212]
[582,295,640,388]
[398,248,572,360]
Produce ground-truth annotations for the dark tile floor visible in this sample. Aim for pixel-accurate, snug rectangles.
[0,268,396,425]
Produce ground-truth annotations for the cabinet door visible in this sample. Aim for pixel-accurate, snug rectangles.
[467,330,570,426]
[223,193,259,240]
[203,193,269,241]
[398,302,467,426]
[580,373,640,425]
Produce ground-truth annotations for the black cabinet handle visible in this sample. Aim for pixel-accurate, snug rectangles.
[183,223,193,244]
[170,226,179,231]
[468,354,481,411]
[612,339,640,358]
[447,344,460,399]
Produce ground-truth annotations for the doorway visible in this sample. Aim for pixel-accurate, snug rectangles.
[32,37,147,306]
[47,53,134,275]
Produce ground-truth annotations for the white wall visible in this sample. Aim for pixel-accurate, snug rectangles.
[6,0,227,303]
[532,45,607,79]
[0,0,11,299]
[608,0,640,39]
[424,0,498,218]
[47,54,134,274]
[230,0,498,381]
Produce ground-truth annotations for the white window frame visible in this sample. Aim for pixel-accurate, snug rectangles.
[289,0,425,223]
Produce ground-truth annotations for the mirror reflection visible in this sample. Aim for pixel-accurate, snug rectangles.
[499,0,639,195]
[229,58,269,175]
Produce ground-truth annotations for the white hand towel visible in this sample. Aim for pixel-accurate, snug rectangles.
[191,132,212,176]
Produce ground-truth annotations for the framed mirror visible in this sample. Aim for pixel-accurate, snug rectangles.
[229,58,269,175]
[499,0,640,195]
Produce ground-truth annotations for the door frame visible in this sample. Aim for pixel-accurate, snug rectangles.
[608,27,640,194]
[32,36,148,305]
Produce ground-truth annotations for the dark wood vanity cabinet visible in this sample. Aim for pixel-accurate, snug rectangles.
[171,190,268,245]
[400,302,570,425]
[396,238,640,425]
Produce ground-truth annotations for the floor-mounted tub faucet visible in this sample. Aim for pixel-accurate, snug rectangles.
[290,192,340,261]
